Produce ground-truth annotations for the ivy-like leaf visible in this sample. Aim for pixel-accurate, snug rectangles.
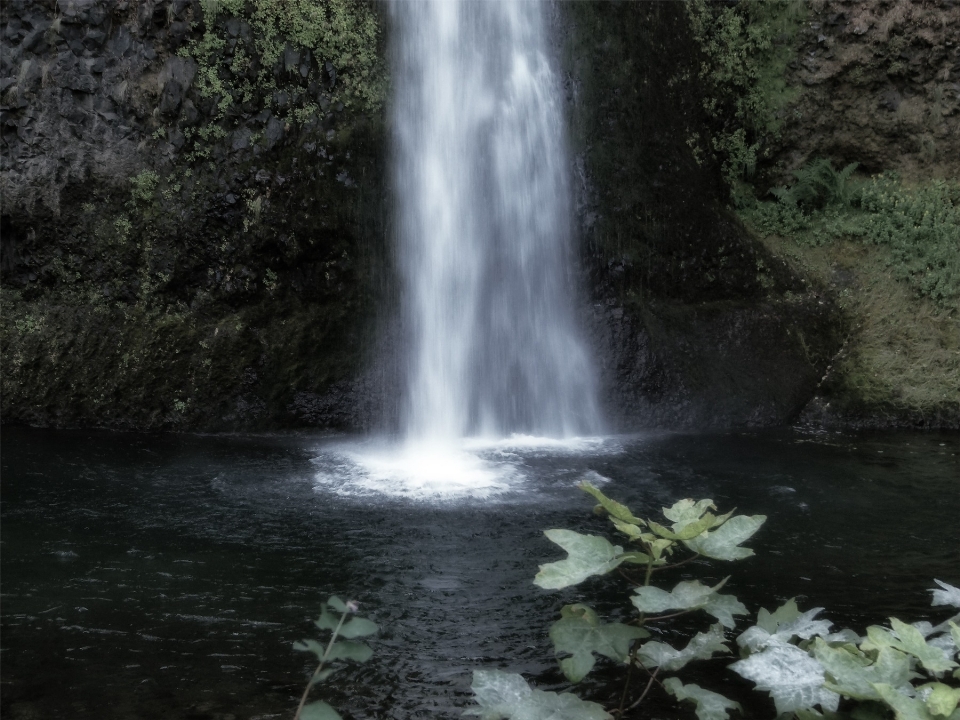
[534,530,625,590]
[862,620,957,673]
[922,683,960,717]
[932,581,960,610]
[464,670,612,720]
[339,617,378,639]
[729,640,840,714]
[327,640,373,663]
[314,607,340,632]
[294,638,326,660]
[813,639,911,701]
[579,482,644,525]
[309,667,337,685]
[611,519,644,541]
[636,623,729,672]
[757,599,802,634]
[649,515,717,541]
[663,499,716,525]
[620,550,655,565]
[327,596,348,613]
[631,578,747,628]
[872,683,938,720]
[662,678,743,720]
[682,515,766,561]
[550,604,649,682]
[300,700,343,720]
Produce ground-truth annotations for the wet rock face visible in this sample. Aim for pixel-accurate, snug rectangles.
[770,0,960,182]
[0,0,390,432]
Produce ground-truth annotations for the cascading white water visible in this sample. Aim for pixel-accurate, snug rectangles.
[391,0,601,442]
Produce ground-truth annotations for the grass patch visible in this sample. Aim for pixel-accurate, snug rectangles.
[743,166,960,311]
[753,235,960,417]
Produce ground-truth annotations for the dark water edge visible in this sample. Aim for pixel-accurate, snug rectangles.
[1,426,958,720]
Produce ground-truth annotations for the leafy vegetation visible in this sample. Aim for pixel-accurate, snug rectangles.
[743,162,960,310]
[686,0,806,186]
[468,483,960,719]
[292,596,378,720]
[180,0,385,153]
[466,482,766,718]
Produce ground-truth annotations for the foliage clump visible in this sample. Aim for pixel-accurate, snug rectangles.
[467,483,960,720]
[743,161,960,310]
[686,0,806,186]
[182,0,386,125]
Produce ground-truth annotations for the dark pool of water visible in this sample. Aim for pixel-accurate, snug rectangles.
[1,427,958,719]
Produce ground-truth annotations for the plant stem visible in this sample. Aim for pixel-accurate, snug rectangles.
[625,666,661,713]
[652,552,701,572]
[293,609,348,720]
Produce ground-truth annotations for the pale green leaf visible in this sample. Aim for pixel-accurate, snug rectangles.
[872,683,938,720]
[611,519,644,541]
[620,550,655,565]
[682,515,766,561]
[310,667,337,685]
[757,599,802,634]
[550,605,649,682]
[663,678,742,720]
[862,621,957,673]
[534,530,624,590]
[314,607,340,632]
[663,498,716,525]
[327,596,348,613]
[339,617,377,639]
[924,683,960,717]
[814,638,911,701]
[951,623,960,654]
[327,640,372,663]
[293,638,326,660]
[465,670,612,720]
[729,640,840,714]
[649,514,717,541]
[932,581,960,610]
[300,700,342,720]
[636,623,729,672]
[631,578,747,628]
[579,482,643,525]
[648,537,674,561]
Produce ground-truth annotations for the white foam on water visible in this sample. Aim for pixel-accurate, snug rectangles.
[310,435,627,501]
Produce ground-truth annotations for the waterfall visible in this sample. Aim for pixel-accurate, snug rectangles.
[391,0,601,442]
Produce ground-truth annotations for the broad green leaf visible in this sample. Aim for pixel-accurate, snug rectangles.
[683,515,766,561]
[862,621,957,673]
[757,599,802,634]
[465,670,612,720]
[611,519,644,541]
[662,677,743,720]
[631,578,747,628]
[663,498,716,525]
[327,596,348,613]
[293,638,326,660]
[951,622,960,653]
[579,482,644,525]
[932,581,960,610]
[730,640,840,714]
[872,683,938,720]
[636,623,729,672]
[620,550,655,565]
[923,683,960,717]
[327,640,373,663]
[814,638,911,701]
[314,607,340,631]
[339,617,378,639]
[648,537,674,561]
[300,700,342,720]
[549,605,649,682]
[534,530,624,590]
[649,514,716,541]
[310,667,337,685]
